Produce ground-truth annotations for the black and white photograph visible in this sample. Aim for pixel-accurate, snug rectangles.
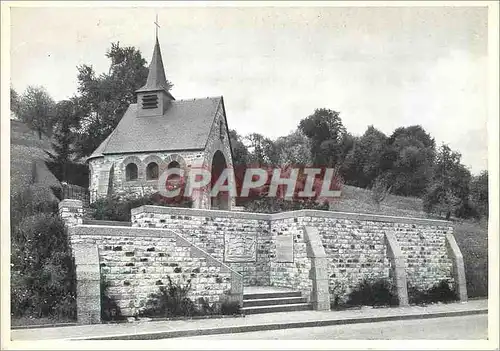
[1,1,498,349]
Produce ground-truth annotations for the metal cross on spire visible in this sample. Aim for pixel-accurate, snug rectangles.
[154,14,160,39]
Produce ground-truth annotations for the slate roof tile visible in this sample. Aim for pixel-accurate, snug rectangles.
[88,96,222,159]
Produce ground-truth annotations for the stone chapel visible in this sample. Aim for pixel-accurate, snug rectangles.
[87,37,234,210]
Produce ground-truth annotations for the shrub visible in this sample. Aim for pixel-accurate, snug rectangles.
[10,185,58,228]
[139,276,242,318]
[89,193,192,222]
[408,280,458,305]
[244,197,329,214]
[329,281,348,309]
[219,300,241,315]
[101,279,122,321]
[11,213,76,319]
[140,276,197,318]
[346,279,398,307]
[198,297,219,316]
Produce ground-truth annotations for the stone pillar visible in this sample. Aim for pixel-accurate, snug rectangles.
[304,227,330,311]
[58,199,84,226]
[73,243,101,324]
[384,232,409,306]
[445,233,468,302]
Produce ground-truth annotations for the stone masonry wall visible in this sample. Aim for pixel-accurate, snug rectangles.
[132,206,272,286]
[133,206,455,302]
[271,212,454,300]
[269,217,312,296]
[68,225,243,318]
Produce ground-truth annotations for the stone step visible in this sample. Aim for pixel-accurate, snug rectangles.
[243,296,306,307]
[241,303,312,315]
[243,291,302,300]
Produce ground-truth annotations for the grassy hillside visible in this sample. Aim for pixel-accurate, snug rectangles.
[330,185,427,218]
[453,219,488,298]
[10,119,60,197]
[330,184,488,298]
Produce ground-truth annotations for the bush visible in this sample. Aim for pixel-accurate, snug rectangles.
[10,185,58,228]
[345,279,398,307]
[101,279,122,321]
[408,280,458,305]
[11,213,76,319]
[89,193,192,222]
[139,276,241,318]
[219,300,242,316]
[140,276,197,318]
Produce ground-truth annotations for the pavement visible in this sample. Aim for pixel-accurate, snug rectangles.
[174,314,488,340]
[10,299,488,341]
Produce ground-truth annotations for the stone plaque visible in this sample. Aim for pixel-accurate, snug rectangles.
[224,233,257,262]
[276,234,294,263]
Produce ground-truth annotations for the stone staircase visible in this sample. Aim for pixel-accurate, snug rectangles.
[242,288,312,315]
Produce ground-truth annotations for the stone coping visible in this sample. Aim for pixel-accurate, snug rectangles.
[131,205,452,226]
[69,225,182,238]
[131,205,271,221]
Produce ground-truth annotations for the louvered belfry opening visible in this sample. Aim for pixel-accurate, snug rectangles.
[142,94,159,109]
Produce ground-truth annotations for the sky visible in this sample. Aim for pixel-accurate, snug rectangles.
[9,5,489,174]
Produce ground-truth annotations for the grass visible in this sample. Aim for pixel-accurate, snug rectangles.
[10,119,56,196]
[453,219,488,298]
[330,185,430,218]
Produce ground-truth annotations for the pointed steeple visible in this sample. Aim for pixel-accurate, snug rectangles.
[136,35,175,117]
[136,38,172,94]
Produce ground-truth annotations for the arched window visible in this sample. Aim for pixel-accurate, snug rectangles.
[126,163,138,181]
[146,162,159,180]
[167,161,181,180]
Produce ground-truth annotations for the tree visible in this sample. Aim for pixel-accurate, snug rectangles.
[340,126,388,188]
[74,42,169,157]
[245,133,279,166]
[381,125,436,197]
[10,87,20,115]
[371,175,392,210]
[274,129,312,166]
[46,98,83,181]
[298,108,347,167]
[228,129,250,167]
[16,86,56,138]
[423,144,471,219]
[470,170,488,218]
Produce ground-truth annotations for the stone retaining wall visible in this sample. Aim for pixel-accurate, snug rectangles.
[60,200,464,323]
[68,223,243,319]
[132,206,457,302]
[131,207,271,286]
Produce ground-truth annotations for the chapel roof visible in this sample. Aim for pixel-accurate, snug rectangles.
[87,96,223,159]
